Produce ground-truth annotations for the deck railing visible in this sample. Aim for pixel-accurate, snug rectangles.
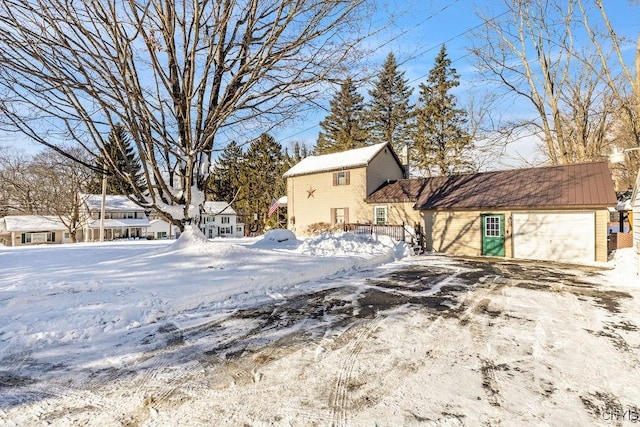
[342,223,406,242]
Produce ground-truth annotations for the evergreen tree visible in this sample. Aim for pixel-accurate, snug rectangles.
[412,45,475,176]
[367,52,414,153]
[291,141,311,163]
[208,141,244,202]
[315,78,369,154]
[237,134,288,233]
[88,125,146,195]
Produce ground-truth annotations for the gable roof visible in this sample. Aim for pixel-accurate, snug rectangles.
[0,215,67,232]
[82,194,145,211]
[283,142,402,178]
[202,201,236,215]
[367,162,617,209]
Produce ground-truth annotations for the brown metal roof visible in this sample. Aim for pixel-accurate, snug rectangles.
[368,162,617,209]
[366,178,437,203]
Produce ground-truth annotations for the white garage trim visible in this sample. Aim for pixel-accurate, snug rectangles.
[512,212,595,263]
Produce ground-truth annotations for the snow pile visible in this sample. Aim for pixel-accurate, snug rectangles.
[167,225,209,250]
[297,232,404,258]
[0,232,409,383]
[251,229,299,249]
[600,247,640,287]
[262,228,296,242]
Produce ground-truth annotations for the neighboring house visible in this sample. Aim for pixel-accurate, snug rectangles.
[283,142,405,234]
[80,194,150,241]
[629,171,640,274]
[146,218,179,239]
[0,215,72,247]
[200,201,244,238]
[366,162,616,264]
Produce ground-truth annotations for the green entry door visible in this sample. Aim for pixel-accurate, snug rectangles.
[481,214,505,257]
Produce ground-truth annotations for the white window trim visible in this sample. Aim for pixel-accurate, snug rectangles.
[374,206,388,225]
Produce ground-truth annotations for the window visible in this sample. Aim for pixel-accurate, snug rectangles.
[333,170,350,186]
[374,206,387,225]
[484,216,501,237]
[221,216,230,224]
[331,207,349,224]
[157,231,167,239]
[21,232,55,244]
[219,226,233,235]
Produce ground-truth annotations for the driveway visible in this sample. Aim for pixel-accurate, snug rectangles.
[3,255,639,426]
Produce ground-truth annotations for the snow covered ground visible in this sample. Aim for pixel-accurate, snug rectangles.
[1,229,639,426]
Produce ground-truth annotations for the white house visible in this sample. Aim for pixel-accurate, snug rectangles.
[629,171,640,275]
[81,194,150,241]
[147,218,179,239]
[0,215,72,246]
[200,201,244,238]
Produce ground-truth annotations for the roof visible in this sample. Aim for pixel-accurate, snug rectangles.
[0,215,67,232]
[202,201,236,215]
[368,162,617,209]
[82,194,145,211]
[366,178,444,203]
[87,218,150,229]
[283,142,394,178]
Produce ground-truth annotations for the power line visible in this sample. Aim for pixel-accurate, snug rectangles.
[273,5,512,144]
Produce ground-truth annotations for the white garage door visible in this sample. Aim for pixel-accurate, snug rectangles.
[512,212,595,263]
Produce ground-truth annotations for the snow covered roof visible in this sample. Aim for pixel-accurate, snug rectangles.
[202,201,236,215]
[283,142,389,178]
[87,218,150,229]
[0,215,67,232]
[82,194,145,212]
[617,199,632,211]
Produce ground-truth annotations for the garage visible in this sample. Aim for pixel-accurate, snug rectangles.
[512,212,595,264]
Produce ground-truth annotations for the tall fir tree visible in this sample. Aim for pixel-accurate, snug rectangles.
[236,134,288,233]
[412,45,475,176]
[208,141,244,203]
[367,52,414,153]
[315,78,369,154]
[88,124,145,195]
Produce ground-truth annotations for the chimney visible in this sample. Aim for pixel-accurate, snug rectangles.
[401,144,410,178]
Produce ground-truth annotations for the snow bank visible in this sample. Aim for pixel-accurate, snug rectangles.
[0,231,411,384]
[297,232,402,257]
[263,229,296,242]
[600,248,640,287]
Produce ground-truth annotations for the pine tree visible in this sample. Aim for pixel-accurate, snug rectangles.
[208,141,244,203]
[236,134,288,232]
[291,141,310,163]
[89,125,146,195]
[367,52,414,153]
[315,78,369,154]
[412,45,475,176]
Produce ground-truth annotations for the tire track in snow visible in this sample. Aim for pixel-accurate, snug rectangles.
[329,315,384,427]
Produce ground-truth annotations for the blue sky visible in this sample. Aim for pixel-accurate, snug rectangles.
[3,0,639,167]
[273,0,640,167]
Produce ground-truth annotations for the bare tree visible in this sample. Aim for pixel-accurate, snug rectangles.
[0,0,374,231]
[28,148,94,242]
[0,150,43,215]
[579,0,640,188]
[0,147,93,241]
[471,0,636,166]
